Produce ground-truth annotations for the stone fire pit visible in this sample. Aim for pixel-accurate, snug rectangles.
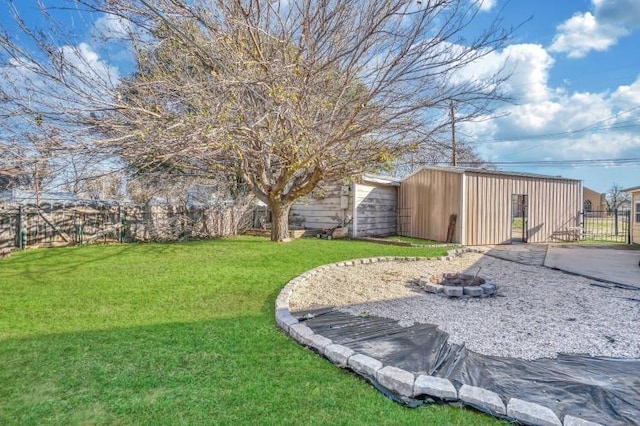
[416,272,497,298]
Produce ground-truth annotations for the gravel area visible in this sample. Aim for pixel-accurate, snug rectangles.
[289,253,640,360]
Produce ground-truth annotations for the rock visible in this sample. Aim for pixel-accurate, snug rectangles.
[421,281,444,293]
[480,283,497,295]
[458,384,506,415]
[376,366,415,397]
[507,398,561,426]
[563,415,603,426]
[275,308,298,331]
[288,323,314,344]
[348,354,383,380]
[463,286,483,296]
[413,375,457,400]
[443,286,463,297]
[323,344,355,367]
[307,334,332,353]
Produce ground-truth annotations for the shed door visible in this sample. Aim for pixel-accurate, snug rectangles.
[511,194,528,243]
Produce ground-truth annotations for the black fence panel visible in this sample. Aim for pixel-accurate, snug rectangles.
[581,209,630,243]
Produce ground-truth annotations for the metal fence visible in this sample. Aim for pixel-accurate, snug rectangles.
[0,203,254,254]
[581,209,631,243]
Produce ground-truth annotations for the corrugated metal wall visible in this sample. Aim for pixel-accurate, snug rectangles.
[464,172,581,245]
[399,168,581,245]
[398,169,462,242]
[354,182,397,236]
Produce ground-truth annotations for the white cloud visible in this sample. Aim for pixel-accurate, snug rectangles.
[548,12,624,58]
[91,15,133,41]
[477,0,497,12]
[460,44,640,168]
[610,77,640,107]
[455,44,554,103]
[549,0,640,58]
[60,42,120,88]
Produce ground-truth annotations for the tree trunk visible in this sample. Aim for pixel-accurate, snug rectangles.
[269,200,292,242]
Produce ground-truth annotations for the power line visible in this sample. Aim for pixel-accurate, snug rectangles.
[467,105,640,145]
[439,157,640,167]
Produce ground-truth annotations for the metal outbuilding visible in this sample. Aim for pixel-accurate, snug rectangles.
[398,167,582,245]
[622,186,640,245]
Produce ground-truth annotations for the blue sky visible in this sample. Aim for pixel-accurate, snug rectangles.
[459,0,640,192]
[1,0,639,194]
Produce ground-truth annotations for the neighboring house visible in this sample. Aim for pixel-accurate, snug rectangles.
[582,186,606,215]
[290,175,400,237]
[398,167,582,245]
[622,186,640,245]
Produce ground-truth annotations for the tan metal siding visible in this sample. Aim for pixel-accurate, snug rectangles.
[465,174,511,245]
[398,169,462,242]
[464,172,581,245]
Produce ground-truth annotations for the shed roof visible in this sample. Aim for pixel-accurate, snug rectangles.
[361,174,401,186]
[404,166,581,183]
[622,186,640,193]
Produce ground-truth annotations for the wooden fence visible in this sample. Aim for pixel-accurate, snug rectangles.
[0,203,253,255]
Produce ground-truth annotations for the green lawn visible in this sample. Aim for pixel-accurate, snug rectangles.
[0,237,503,425]
[382,235,450,246]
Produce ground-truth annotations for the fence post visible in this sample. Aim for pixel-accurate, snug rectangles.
[614,208,619,236]
[119,206,126,243]
[16,205,25,249]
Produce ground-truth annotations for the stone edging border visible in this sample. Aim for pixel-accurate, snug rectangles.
[275,247,603,426]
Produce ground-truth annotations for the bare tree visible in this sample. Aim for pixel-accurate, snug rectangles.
[606,183,631,212]
[1,0,512,241]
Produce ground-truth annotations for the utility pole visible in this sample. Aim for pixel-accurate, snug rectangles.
[450,102,457,166]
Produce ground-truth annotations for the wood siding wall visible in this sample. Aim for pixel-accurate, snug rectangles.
[632,192,640,245]
[290,183,350,230]
[464,172,581,245]
[398,169,462,242]
[354,182,397,236]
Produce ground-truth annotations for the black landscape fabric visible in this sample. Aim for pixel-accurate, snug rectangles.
[296,309,640,425]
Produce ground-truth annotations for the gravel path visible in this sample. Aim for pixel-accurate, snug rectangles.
[289,253,640,360]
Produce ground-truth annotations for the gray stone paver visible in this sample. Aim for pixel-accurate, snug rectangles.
[323,344,354,367]
[463,286,483,296]
[507,398,562,426]
[307,334,332,352]
[458,384,506,416]
[288,323,314,345]
[563,415,603,426]
[413,375,457,400]
[348,354,383,380]
[275,308,298,331]
[376,366,415,397]
[443,286,463,297]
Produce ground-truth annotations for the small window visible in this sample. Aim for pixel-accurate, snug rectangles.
[636,201,640,223]
[583,199,592,213]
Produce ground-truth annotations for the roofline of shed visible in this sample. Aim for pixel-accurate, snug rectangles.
[622,186,640,193]
[400,166,582,183]
[361,174,401,186]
